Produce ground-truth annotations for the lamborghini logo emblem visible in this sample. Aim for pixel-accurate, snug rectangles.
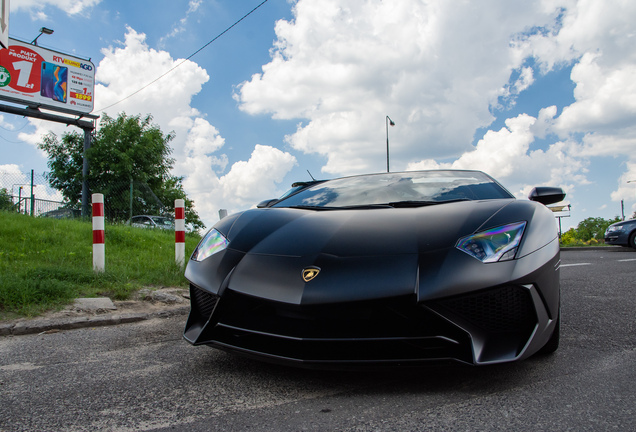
[302,267,321,282]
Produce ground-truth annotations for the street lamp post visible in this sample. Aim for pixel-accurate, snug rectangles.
[31,27,54,46]
[628,180,636,219]
[386,116,395,172]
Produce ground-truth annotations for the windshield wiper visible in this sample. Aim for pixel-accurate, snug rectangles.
[386,198,470,208]
[285,204,392,210]
[286,205,339,210]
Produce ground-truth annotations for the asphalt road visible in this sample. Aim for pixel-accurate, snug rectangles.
[1,248,635,432]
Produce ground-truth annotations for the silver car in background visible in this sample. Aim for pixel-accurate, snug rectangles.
[129,215,175,230]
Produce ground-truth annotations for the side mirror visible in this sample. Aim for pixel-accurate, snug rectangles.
[528,187,566,206]
[257,199,278,208]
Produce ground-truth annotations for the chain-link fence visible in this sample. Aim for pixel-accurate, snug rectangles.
[0,170,64,216]
[88,179,171,222]
[1,170,171,222]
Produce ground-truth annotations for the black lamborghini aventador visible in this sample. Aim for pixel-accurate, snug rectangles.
[184,170,565,367]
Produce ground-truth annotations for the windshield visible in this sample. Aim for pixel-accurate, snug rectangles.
[151,217,175,227]
[272,170,513,209]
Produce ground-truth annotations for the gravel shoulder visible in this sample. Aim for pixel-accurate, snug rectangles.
[0,287,190,337]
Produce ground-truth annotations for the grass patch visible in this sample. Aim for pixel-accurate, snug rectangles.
[0,211,201,318]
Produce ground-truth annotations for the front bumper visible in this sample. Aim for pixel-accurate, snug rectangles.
[184,279,557,368]
[604,235,624,246]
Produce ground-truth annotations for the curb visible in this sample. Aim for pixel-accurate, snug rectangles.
[561,246,634,251]
[0,306,190,337]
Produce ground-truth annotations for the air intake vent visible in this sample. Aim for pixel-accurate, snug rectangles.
[191,285,219,320]
[434,285,536,332]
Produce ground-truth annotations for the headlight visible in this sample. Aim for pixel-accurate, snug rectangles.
[456,222,526,263]
[192,228,228,262]
[606,225,623,233]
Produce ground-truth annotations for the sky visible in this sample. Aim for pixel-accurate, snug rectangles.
[1,0,636,231]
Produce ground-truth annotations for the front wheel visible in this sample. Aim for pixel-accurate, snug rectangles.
[629,232,636,250]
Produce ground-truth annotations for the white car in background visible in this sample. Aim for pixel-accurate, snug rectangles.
[128,215,175,230]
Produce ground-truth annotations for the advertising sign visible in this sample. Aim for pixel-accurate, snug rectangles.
[0,37,94,115]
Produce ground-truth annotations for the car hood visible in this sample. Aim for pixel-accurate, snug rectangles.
[186,198,559,305]
[221,199,513,257]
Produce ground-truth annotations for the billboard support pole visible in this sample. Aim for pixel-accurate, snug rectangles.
[82,125,93,218]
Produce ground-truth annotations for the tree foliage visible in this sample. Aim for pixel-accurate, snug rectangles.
[560,216,621,246]
[38,113,204,230]
[0,188,14,212]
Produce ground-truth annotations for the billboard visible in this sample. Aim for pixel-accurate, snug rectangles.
[0,37,94,115]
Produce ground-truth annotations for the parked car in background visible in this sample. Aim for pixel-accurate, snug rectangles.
[604,219,636,249]
[128,215,175,230]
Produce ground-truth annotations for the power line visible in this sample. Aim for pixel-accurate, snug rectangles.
[94,0,271,114]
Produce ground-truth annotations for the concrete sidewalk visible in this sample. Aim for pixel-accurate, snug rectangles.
[0,288,190,337]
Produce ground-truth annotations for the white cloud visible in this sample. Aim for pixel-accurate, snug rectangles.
[407,113,587,197]
[236,0,562,175]
[219,145,297,204]
[0,164,24,177]
[182,145,297,227]
[530,105,557,139]
[95,27,209,123]
[236,0,636,214]
[184,118,225,159]
[158,0,204,47]
[0,115,14,131]
[514,67,535,93]
[528,0,636,207]
[554,53,636,139]
[611,162,636,214]
[13,0,102,16]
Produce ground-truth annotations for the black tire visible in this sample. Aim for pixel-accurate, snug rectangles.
[537,311,560,355]
[629,232,636,250]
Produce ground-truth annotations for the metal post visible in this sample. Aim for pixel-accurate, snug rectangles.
[30,169,35,216]
[81,126,92,218]
[386,116,395,173]
[129,178,133,224]
[621,200,625,221]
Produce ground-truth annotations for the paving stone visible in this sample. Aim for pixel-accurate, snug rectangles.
[73,297,117,311]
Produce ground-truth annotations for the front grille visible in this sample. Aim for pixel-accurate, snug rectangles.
[206,289,474,364]
[433,285,536,333]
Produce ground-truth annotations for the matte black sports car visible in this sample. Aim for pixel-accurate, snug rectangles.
[184,170,565,367]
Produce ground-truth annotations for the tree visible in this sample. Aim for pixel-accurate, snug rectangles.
[0,188,14,212]
[560,216,622,246]
[575,216,621,242]
[38,113,205,230]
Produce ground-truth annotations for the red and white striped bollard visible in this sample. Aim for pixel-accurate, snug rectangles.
[175,199,185,266]
[92,193,105,272]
